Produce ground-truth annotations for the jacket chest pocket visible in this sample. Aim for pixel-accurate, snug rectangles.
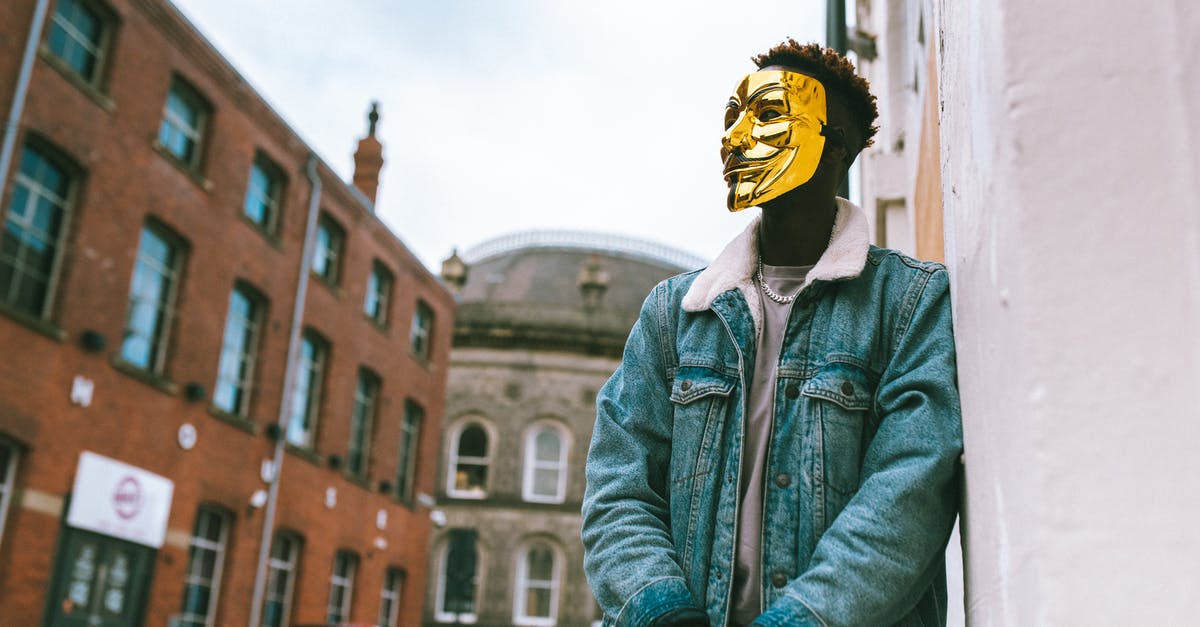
[802,362,876,497]
[668,366,736,485]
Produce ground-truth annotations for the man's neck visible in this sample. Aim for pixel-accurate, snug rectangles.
[758,193,838,267]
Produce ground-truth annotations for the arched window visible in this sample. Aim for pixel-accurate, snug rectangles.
[435,529,480,623]
[513,541,562,626]
[447,420,493,499]
[522,422,568,503]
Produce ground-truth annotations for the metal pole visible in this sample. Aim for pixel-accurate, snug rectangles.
[247,154,322,627]
[826,0,851,199]
[0,0,52,205]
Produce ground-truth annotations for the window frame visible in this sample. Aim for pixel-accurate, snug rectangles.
[45,0,114,86]
[325,549,358,624]
[212,283,265,417]
[512,540,563,627]
[409,299,434,362]
[243,153,285,235]
[346,368,380,479]
[285,330,327,450]
[0,439,19,548]
[378,567,405,627]
[178,505,231,627]
[1,141,78,319]
[157,76,211,170]
[395,399,423,503]
[311,213,344,286]
[261,532,301,627]
[119,221,186,374]
[521,421,570,504]
[445,418,495,500]
[435,529,482,624]
[363,260,393,326]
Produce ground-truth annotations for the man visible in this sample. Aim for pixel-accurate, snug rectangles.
[582,40,962,627]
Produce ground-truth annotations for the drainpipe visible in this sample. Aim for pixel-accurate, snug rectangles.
[0,0,51,203]
[248,154,322,627]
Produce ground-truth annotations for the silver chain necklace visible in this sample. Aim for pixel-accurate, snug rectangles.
[757,220,837,305]
[756,256,798,304]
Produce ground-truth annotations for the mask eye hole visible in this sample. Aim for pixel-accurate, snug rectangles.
[758,109,783,122]
[724,106,740,130]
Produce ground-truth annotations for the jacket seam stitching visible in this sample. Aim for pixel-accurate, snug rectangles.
[613,575,686,625]
[784,592,830,627]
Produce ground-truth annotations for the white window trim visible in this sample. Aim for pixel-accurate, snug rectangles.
[434,533,483,624]
[48,0,110,83]
[0,440,18,547]
[263,533,300,627]
[180,506,230,627]
[521,420,570,504]
[512,540,563,627]
[378,567,404,627]
[4,146,74,318]
[326,550,357,623]
[213,286,262,417]
[445,418,496,500]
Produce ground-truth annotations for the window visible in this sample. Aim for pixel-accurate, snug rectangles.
[158,78,209,168]
[346,369,379,478]
[213,285,263,416]
[514,542,562,626]
[522,423,568,503]
[243,155,284,233]
[285,331,327,449]
[410,300,433,361]
[435,529,479,623]
[395,400,422,502]
[178,506,230,627]
[378,567,405,627]
[326,550,358,624]
[261,532,301,627]
[1,145,73,317]
[46,0,109,84]
[311,214,343,284]
[447,420,491,499]
[0,441,18,547]
[363,261,392,325]
[120,224,183,372]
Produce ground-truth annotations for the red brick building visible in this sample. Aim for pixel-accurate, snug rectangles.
[0,0,454,625]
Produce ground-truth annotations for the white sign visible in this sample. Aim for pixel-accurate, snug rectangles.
[70,376,94,407]
[66,451,174,548]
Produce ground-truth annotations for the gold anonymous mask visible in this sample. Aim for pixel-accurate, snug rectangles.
[721,70,829,211]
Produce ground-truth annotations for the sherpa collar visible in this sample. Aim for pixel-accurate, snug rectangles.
[681,197,870,334]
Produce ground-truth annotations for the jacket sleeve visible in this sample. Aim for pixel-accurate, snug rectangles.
[582,282,703,626]
[756,267,964,627]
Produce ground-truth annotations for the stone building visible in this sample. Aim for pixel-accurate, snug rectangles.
[423,232,705,627]
[0,1,453,625]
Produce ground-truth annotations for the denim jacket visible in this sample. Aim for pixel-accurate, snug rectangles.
[582,199,962,627]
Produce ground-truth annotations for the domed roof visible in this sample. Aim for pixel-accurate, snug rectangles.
[447,231,707,357]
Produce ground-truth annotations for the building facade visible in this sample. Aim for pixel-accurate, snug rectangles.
[0,1,454,626]
[423,233,703,627]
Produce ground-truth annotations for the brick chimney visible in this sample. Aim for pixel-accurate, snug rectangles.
[352,101,385,205]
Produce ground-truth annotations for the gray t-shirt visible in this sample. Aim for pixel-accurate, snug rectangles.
[730,262,812,627]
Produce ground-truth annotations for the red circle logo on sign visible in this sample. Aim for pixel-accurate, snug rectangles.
[112,476,143,520]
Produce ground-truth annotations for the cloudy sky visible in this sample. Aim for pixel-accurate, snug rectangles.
[170,0,828,270]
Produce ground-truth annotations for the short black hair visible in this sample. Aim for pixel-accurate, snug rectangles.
[753,39,879,152]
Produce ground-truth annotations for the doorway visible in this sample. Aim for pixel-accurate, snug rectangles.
[44,527,154,627]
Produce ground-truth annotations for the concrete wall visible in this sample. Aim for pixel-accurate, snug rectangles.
[937,1,1200,623]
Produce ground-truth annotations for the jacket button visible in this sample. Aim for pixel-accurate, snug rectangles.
[772,572,788,588]
[775,473,790,488]
[841,381,855,395]
[784,384,799,399]
[680,380,692,392]
[715,570,723,580]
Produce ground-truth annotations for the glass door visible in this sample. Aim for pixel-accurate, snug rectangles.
[46,528,153,627]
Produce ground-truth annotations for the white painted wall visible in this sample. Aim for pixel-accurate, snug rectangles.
[938,1,1200,624]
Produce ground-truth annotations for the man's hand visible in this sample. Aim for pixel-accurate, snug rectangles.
[650,607,712,627]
